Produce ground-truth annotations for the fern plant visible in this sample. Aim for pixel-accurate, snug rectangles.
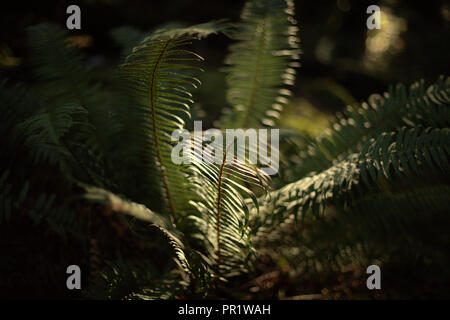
[220,0,300,128]
[1,0,449,299]
[251,77,450,297]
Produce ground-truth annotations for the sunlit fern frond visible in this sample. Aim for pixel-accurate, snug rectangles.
[187,137,269,281]
[253,126,450,244]
[117,21,229,220]
[291,76,450,179]
[220,0,300,128]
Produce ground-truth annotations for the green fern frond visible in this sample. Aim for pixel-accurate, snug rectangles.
[86,256,188,300]
[128,281,187,300]
[358,127,450,184]
[16,103,93,174]
[26,23,120,180]
[220,0,300,128]
[83,185,191,276]
[14,101,106,188]
[118,22,226,220]
[188,140,269,281]
[83,186,170,226]
[147,20,230,41]
[253,127,450,241]
[293,76,450,178]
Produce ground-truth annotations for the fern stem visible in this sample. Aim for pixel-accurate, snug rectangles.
[215,151,227,277]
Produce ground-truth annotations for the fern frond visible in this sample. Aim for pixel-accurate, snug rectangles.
[83,185,191,276]
[86,256,188,300]
[26,23,121,183]
[220,0,300,128]
[188,140,269,281]
[14,101,107,188]
[84,185,170,227]
[16,103,93,175]
[358,127,450,184]
[118,22,226,220]
[293,76,450,178]
[253,127,450,241]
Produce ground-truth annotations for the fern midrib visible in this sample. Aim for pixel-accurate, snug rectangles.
[150,39,177,221]
[215,152,227,275]
[241,18,268,128]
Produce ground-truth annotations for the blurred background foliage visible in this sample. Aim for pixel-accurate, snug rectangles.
[2,0,449,131]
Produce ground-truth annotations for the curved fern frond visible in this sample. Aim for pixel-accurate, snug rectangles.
[84,185,170,227]
[188,139,269,281]
[111,20,224,58]
[220,0,300,128]
[253,127,450,241]
[87,256,188,300]
[83,185,191,277]
[118,22,227,221]
[293,76,450,178]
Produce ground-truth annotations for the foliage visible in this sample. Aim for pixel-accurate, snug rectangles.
[220,0,300,128]
[0,0,449,299]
